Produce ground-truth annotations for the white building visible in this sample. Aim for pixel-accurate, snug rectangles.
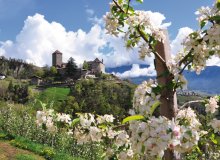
[0,74,5,80]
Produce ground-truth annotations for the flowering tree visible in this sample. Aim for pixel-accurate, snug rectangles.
[36,0,220,159]
[103,0,220,159]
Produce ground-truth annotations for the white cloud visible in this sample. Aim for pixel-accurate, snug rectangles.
[0,13,106,66]
[207,56,220,66]
[88,16,103,25]
[170,27,193,55]
[145,11,171,29]
[113,64,156,78]
[3,10,211,78]
[85,9,94,17]
[0,12,161,68]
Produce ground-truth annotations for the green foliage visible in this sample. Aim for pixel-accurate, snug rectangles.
[15,154,39,160]
[0,56,35,79]
[0,132,14,140]
[6,81,29,103]
[82,61,89,70]
[150,101,161,115]
[8,80,13,92]
[58,96,81,116]
[35,69,45,78]
[66,57,78,77]
[136,0,143,3]
[71,118,80,127]
[122,115,144,124]
[35,87,70,110]
[71,79,136,118]
[11,137,78,160]
[217,0,220,10]
[50,66,57,76]
[0,104,104,159]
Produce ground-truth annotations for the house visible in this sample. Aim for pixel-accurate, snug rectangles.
[30,75,42,85]
[87,58,105,74]
[51,50,105,77]
[0,73,5,80]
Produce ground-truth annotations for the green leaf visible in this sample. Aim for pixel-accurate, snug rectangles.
[39,100,47,109]
[196,146,202,155]
[98,124,107,129]
[136,0,143,3]
[128,7,135,14]
[71,118,80,127]
[122,115,144,124]
[215,136,220,146]
[210,15,220,23]
[150,101,161,115]
[217,0,220,9]
[188,65,191,70]
[126,40,132,48]
[210,133,218,144]
[152,85,162,95]
[200,20,206,29]
[118,0,123,5]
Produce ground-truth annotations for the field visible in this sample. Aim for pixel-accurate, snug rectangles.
[0,141,45,160]
[36,87,70,104]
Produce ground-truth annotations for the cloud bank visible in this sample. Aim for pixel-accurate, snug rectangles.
[0,13,156,68]
[170,27,193,55]
[113,64,156,78]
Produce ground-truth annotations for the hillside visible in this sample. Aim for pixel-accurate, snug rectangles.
[106,65,220,94]
[0,56,39,79]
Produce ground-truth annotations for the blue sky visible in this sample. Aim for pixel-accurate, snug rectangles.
[0,0,212,41]
[0,0,217,78]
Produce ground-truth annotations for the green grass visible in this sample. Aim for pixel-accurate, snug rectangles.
[15,154,39,160]
[10,136,82,160]
[36,87,70,104]
[177,95,203,106]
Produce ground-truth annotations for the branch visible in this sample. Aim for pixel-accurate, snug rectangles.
[180,100,204,109]
[113,0,125,13]
[178,52,191,67]
[126,0,131,14]
[178,59,193,74]
[112,0,165,66]
[113,123,129,129]
[136,26,166,64]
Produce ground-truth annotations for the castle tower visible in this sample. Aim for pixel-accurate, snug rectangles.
[52,50,62,67]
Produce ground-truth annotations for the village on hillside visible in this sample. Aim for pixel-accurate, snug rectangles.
[0,50,122,87]
[30,50,108,86]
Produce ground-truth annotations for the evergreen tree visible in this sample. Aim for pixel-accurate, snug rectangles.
[8,80,14,92]
[50,66,57,76]
[82,61,89,70]
[66,57,78,76]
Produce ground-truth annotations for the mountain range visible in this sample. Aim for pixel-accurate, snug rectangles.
[106,65,220,94]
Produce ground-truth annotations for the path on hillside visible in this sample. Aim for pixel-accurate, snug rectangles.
[0,141,45,160]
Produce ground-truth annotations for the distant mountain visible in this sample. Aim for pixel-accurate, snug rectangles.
[106,65,220,94]
[106,64,148,73]
[184,66,220,94]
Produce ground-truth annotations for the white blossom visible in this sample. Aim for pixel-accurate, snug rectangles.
[133,79,160,116]
[205,96,219,114]
[56,113,72,124]
[209,118,220,133]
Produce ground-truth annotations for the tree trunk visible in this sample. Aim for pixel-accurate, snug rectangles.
[155,30,178,160]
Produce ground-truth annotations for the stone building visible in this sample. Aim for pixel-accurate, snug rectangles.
[30,75,42,85]
[52,50,63,67]
[87,58,105,74]
[51,50,105,77]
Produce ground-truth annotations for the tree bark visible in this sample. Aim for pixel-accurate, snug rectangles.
[155,30,178,160]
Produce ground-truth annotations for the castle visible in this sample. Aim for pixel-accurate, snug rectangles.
[52,50,105,78]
